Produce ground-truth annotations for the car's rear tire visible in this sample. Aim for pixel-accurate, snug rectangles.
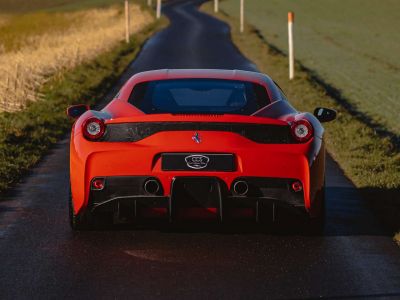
[308,181,326,234]
[69,187,91,230]
[69,187,116,230]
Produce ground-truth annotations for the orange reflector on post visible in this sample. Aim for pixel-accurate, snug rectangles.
[288,11,294,23]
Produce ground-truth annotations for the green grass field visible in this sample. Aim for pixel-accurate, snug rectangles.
[220,0,400,136]
[0,0,148,13]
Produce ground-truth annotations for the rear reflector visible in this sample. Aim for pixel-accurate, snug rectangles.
[291,181,303,192]
[91,178,105,190]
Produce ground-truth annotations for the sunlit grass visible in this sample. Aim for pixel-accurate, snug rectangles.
[0,0,148,13]
[0,4,152,112]
[0,12,82,52]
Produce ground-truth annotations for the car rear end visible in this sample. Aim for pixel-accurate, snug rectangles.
[69,70,321,224]
[71,113,317,223]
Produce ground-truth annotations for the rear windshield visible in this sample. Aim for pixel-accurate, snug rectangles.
[128,79,271,114]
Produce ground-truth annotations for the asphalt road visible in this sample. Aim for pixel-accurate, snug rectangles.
[1,0,400,299]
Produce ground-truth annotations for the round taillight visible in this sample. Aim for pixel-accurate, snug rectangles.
[291,119,313,143]
[82,117,105,141]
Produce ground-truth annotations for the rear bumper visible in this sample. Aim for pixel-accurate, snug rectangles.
[88,176,306,222]
[70,130,322,216]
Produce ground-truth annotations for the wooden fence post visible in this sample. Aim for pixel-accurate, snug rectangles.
[125,0,130,43]
[156,0,161,19]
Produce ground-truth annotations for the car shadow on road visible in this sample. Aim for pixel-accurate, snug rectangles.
[84,184,395,237]
[324,186,396,236]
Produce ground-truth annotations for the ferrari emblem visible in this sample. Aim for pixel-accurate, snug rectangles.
[192,132,202,144]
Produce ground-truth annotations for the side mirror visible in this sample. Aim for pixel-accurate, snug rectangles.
[66,104,89,119]
[314,107,336,123]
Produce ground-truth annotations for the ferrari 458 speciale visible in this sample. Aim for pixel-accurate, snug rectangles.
[67,69,336,230]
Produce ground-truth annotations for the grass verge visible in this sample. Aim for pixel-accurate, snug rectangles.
[395,233,400,246]
[201,3,400,240]
[0,18,167,193]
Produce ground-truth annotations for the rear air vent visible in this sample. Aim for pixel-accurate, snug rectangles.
[102,122,294,144]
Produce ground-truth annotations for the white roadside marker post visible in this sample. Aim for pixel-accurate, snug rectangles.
[240,0,244,33]
[156,0,161,19]
[125,0,130,43]
[288,11,295,80]
[148,0,152,6]
[214,0,219,13]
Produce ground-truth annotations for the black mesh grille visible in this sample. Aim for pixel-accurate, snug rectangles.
[102,122,293,144]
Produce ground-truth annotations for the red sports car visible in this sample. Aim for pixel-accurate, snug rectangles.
[67,69,336,230]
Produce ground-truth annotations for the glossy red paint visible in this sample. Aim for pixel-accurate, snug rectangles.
[69,69,326,220]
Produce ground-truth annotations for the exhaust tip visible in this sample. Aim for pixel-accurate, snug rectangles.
[233,181,249,196]
[144,179,160,195]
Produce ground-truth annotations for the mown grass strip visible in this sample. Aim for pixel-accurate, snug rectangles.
[0,18,166,193]
[201,4,400,238]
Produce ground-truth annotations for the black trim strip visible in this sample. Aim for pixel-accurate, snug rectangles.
[103,122,293,144]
